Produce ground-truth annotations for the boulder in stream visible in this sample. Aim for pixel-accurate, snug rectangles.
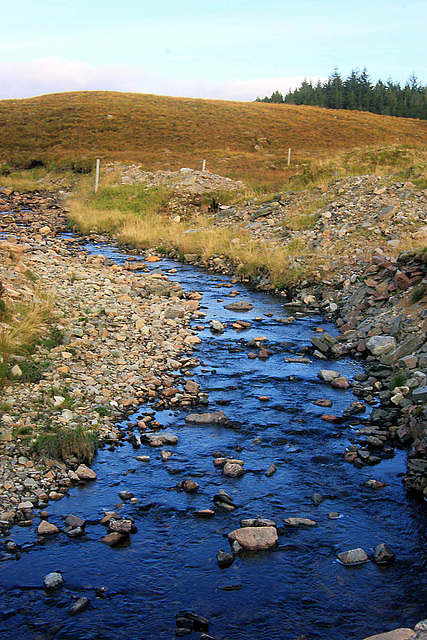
[43,571,64,592]
[337,547,369,565]
[185,411,228,424]
[224,300,254,311]
[228,526,278,551]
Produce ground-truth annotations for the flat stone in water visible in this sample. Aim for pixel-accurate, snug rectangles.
[361,630,415,640]
[228,526,278,551]
[284,517,317,527]
[224,300,254,311]
[337,547,369,565]
[185,411,228,424]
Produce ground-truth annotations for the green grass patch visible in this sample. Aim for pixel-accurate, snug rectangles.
[390,372,408,390]
[31,425,98,463]
[411,283,427,303]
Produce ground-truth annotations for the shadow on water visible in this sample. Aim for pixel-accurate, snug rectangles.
[1,239,427,640]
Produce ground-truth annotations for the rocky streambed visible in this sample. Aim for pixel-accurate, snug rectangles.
[1,188,427,640]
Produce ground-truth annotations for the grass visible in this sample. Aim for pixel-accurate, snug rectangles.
[31,425,98,463]
[0,166,77,192]
[1,91,427,190]
[411,283,427,303]
[0,296,53,385]
[0,243,55,384]
[68,176,314,289]
[390,372,408,390]
[1,90,426,291]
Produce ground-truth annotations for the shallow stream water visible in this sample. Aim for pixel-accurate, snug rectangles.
[1,241,427,640]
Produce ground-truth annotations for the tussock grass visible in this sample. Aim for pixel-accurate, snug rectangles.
[31,425,98,463]
[0,295,52,383]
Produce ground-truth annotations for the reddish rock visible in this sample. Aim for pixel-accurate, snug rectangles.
[321,414,338,421]
[184,380,200,394]
[344,451,358,462]
[284,517,317,527]
[75,464,97,481]
[313,399,333,407]
[228,526,278,551]
[337,547,369,565]
[394,271,410,291]
[38,520,59,535]
[102,532,128,547]
[163,387,179,398]
[361,630,414,640]
[331,376,350,389]
[180,479,199,493]
[193,509,215,518]
[223,462,245,478]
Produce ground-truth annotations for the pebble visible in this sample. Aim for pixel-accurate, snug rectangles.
[216,549,234,568]
[68,596,90,616]
[43,571,64,591]
[265,462,277,477]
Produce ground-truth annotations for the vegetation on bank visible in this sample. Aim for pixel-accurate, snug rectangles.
[257,67,427,120]
[0,244,53,385]
[65,144,427,291]
[31,426,98,464]
[1,91,427,191]
[68,175,310,290]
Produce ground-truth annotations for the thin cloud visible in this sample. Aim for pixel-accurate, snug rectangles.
[0,57,317,102]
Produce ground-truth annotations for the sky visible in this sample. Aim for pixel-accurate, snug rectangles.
[0,0,425,101]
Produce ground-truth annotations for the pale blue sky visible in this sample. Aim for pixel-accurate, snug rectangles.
[0,0,425,100]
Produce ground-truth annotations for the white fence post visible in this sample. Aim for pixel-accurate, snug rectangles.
[202,159,206,172]
[287,148,291,166]
[95,158,100,193]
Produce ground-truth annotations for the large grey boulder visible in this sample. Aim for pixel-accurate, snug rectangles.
[366,336,396,356]
[413,386,427,402]
[381,335,425,365]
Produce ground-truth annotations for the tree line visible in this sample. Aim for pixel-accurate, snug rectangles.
[255,68,427,120]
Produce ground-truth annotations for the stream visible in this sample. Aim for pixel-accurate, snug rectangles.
[1,239,427,640]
